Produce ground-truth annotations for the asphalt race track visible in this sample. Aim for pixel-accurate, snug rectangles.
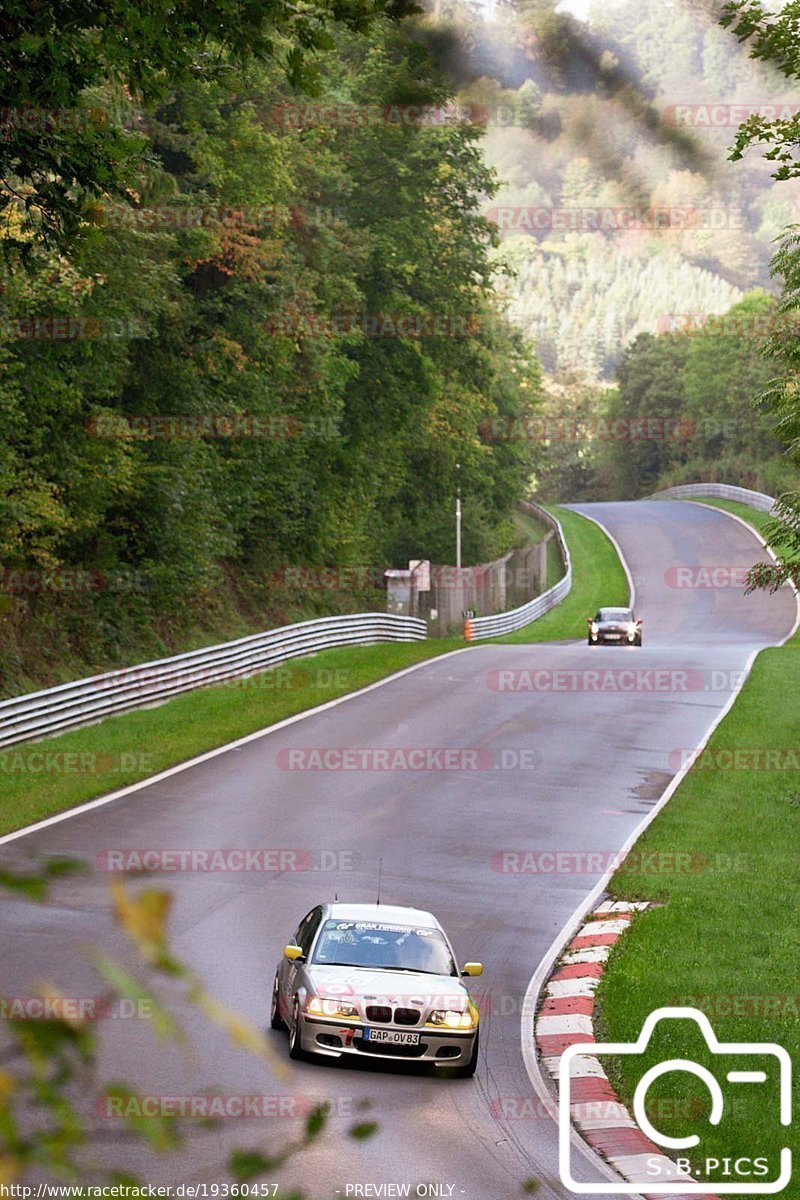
[0,500,795,1200]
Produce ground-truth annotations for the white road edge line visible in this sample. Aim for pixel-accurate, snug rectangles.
[686,499,800,641]
[519,500,800,1197]
[0,645,475,847]
[5,498,792,1188]
[564,506,636,610]
[0,502,592,847]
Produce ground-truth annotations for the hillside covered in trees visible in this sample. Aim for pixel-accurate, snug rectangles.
[443,0,800,380]
[458,0,798,503]
[4,0,799,692]
[0,5,543,692]
[528,291,794,502]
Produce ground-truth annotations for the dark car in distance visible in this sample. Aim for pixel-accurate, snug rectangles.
[588,607,642,646]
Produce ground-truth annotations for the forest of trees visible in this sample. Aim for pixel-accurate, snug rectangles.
[5,0,800,691]
[0,3,543,691]
[444,0,800,379]
[532,291,793,501]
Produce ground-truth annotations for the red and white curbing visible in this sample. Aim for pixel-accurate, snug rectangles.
[535,900,719,1200]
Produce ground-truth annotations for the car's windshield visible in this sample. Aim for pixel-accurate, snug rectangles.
[597,608,632,622]
[312,919,457,975]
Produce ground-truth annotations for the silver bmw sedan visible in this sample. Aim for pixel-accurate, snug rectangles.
[270,902,483,1077]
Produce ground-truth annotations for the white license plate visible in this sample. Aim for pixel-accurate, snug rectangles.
[363,1028,420,1045]
[605,633,621,640]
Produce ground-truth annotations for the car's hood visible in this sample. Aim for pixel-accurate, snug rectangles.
[306,964,469,1009]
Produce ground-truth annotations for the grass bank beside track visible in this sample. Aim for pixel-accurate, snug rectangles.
[595,497,800,1186]
[0,504,628,835]
[0,639,461,836]
[492,506,629,643]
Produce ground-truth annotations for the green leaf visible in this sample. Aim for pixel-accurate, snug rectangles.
[305,1101,329,1139]
[349,1121,379,1140]
[44,857,86,879]
[0,870,48,901]
[229,1149,280,1182]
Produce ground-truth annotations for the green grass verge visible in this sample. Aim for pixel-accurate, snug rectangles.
[513,507,550,546]
[0,638,461,835]
[596,496,799,1190]
[0,501,610,834]
[492,506,629,643]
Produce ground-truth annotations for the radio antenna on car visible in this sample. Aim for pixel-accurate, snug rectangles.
[376,857,383,905]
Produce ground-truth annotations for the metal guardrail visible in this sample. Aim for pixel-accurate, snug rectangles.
[465,503,572,640]
[645,483,778,513]
[0,613,427,749]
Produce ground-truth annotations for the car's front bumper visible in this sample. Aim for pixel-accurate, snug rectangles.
[298,1015,477,1066]
[591,633,638,644]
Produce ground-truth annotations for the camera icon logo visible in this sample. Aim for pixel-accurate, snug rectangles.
[558,1007,792,1194]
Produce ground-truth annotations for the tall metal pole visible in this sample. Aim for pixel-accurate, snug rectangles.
[455,461,462,571]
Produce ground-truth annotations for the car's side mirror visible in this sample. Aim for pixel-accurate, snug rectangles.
[284,944,305,962]
[462,962,483,977]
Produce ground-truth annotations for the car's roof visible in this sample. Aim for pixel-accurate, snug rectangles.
[322,902,440,928]
[598,606,632,616]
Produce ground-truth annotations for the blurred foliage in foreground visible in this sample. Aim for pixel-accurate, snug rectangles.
[0,860,374,1188]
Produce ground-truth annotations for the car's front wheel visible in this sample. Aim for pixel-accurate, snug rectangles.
[452,1032,479,1078]
[270,972,286,1031]
[634,634,642,647]
[288,998,307,1061]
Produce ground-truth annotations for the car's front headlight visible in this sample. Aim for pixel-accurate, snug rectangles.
[627,622,637,637]
[306,997,359,1019]
[427,1009,474,1029]
[590,622,599,634]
